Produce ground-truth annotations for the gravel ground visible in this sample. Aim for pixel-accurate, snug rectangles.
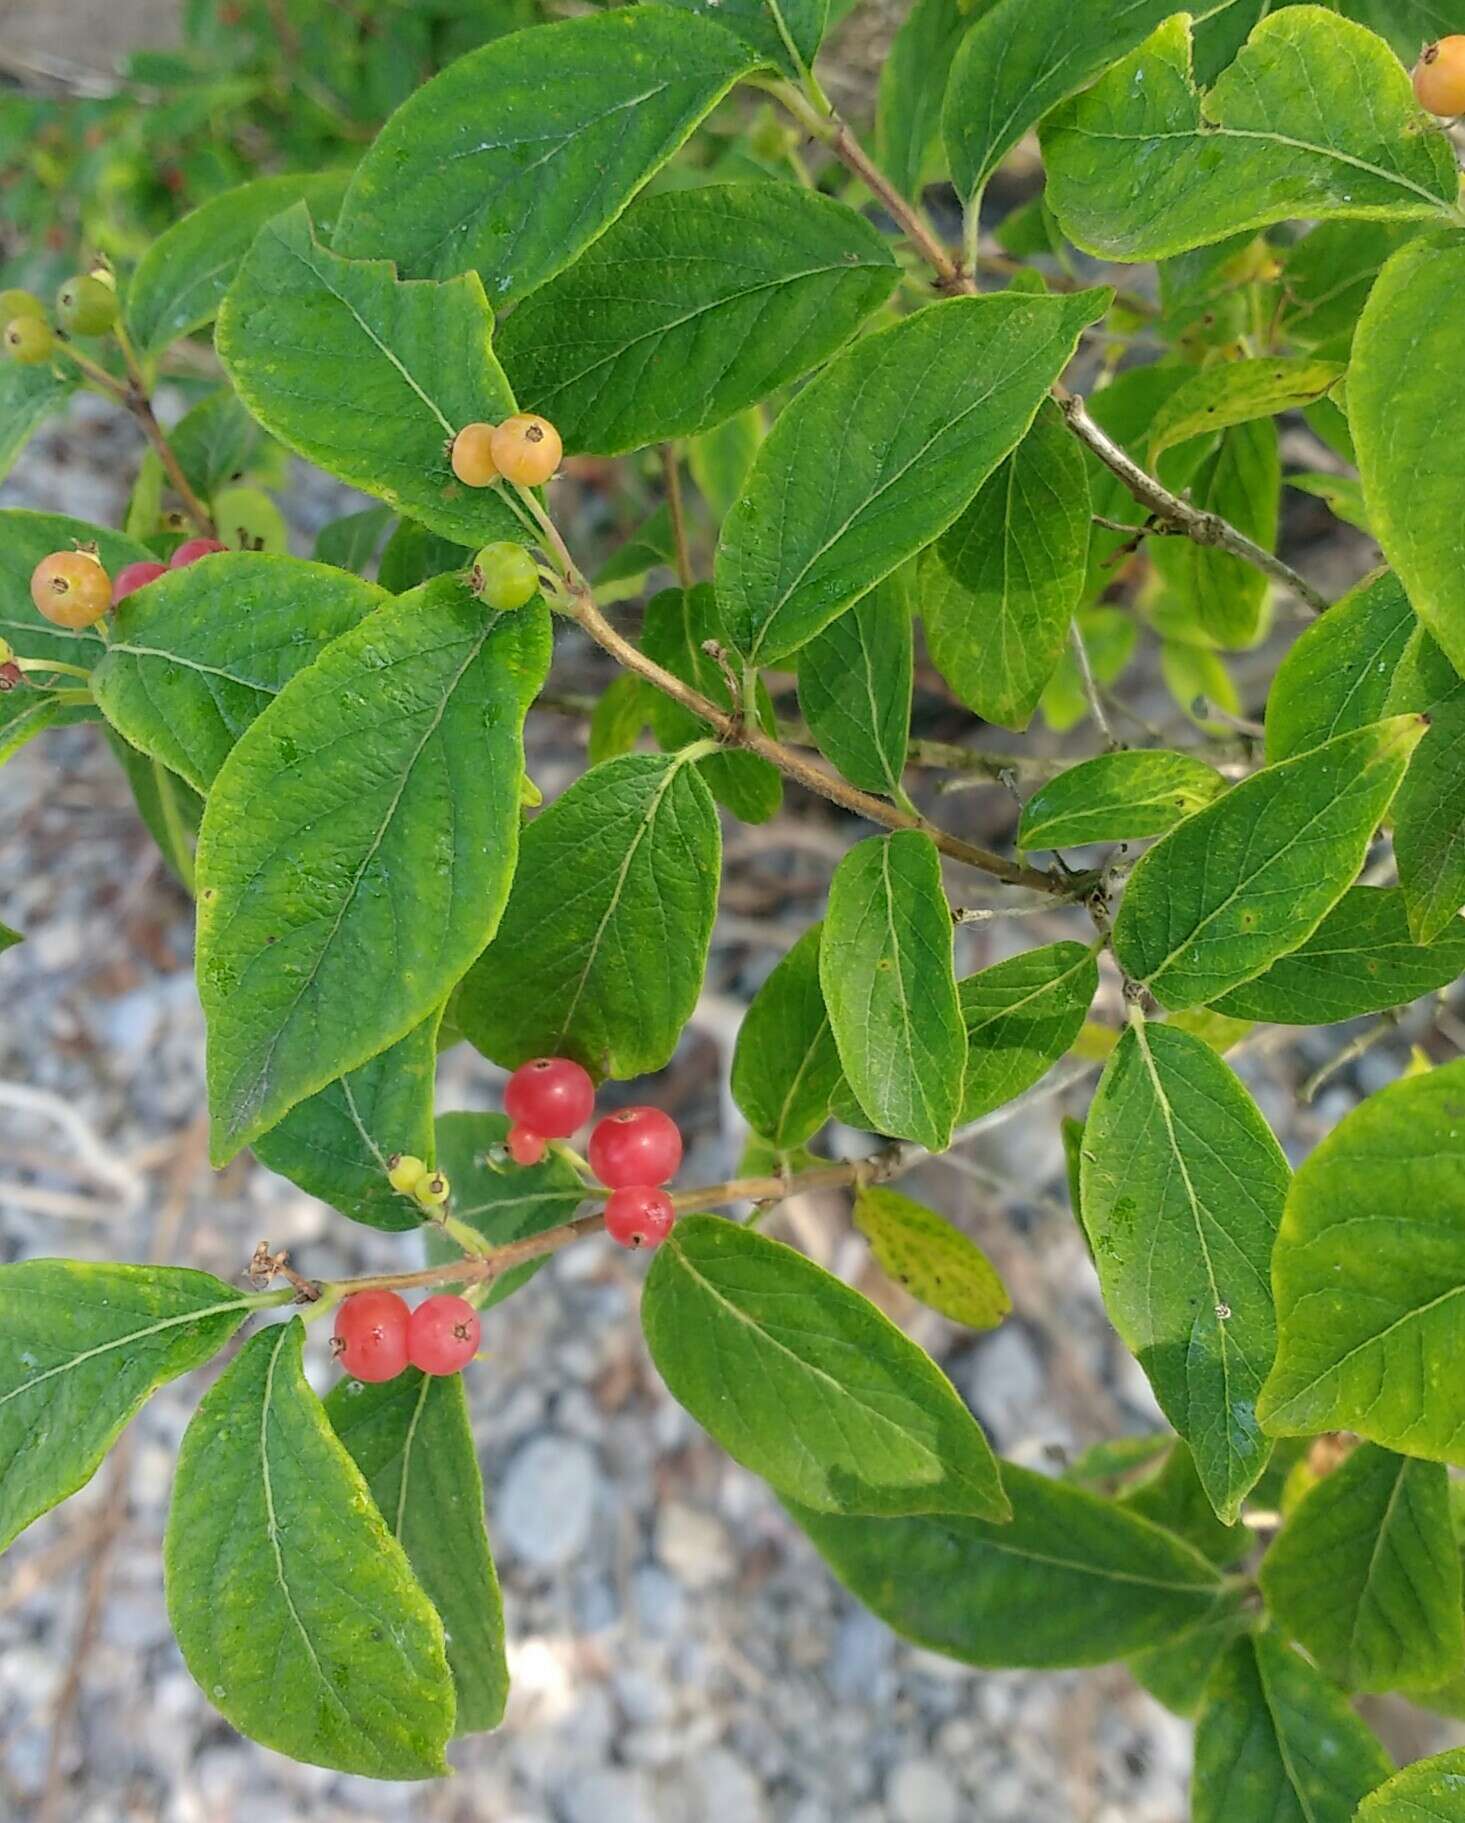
[5,379,1459,1823]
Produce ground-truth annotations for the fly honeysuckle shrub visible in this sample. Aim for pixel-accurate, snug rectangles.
[3,0,1465,1806]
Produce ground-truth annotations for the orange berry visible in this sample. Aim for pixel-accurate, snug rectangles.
[1414,36,1465,115]
[490,414,562,487]
[451,422,499,487]
[30,550,111,628]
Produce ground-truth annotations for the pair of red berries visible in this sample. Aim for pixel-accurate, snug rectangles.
[115,537,228,602]
[334,1289,480,1382]
[503,1056,683,1250]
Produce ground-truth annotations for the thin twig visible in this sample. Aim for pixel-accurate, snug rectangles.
[565,586,1072,894]
[1056,392,1330,613]
[317,1065,1098,1302]
[767,89,1332,615]
[1068,620,1121,751]
[1300,1010,1402,1105]
[661,443,693,589]
[60,340,215,537]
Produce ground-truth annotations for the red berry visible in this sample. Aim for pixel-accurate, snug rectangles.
[334,1290,410,1383]
[504,1056,595,1138]
[113,560,168,602]
[507,1124,547,1166]
[588,1106,683,1189]
[408,1294,481,1374]
[169,537,228,569]
[604,1185,675,1250]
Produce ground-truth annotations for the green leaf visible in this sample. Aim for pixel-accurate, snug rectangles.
[314,505,394,574]
[0,355,75,483]
[796,572,913,798]
[853,1186,1010,1330]
[1359,1750,1465,1821]
[1150,418,1279,647]
[1258,1057,1465,1459]
[1391,657,1465,942]
[1018,750,1226,851]
[0,694,66,767]
[656,0,827,78]
[165,1321,455,1778]
[454,750,721,1078]
[922,397,1091,730]
[424,1111,587,1308]
[0,510,154,670]
[1081,1019,1290,1520]
[1160,638,1241,732]
[216,205,526,552]
[958,941,1098,1123]
[377,520,473,595]
[168,388,274,502]
[876,0,971,200]
[1264,569,1417,764]
[785,1460,1223,1666]
[1286,470,1373,534]
[0,921,19,953]
[716,289,1108,666]
[1192,1635,1392,1823]
[1211,887,1465,1024]
[587,673,655,764]
[126,170,351,358]
[641,585,782,824]
[1280,218,1420,354]
[642,1214,1008,1519]
[105,732,203,891]
[496,183,897,457]
[196,577,551,1163]
[327,1369,508,1736]
[1041,11,1460,262]
[1118,1441,1252,1569]
[821,831,966,1152]
[1128,1608,1251,1717]
[943,0,1219,211]
[688,408,764,521]
[92,554,387,793]
[333,7,752,304]
[1111,716,1427,1011]
[731,922,844,1149]
[253,1017,440,1233]
[1145,356,1346,465]
[1353,238,1465,678]
[1259,1443,1463,1692]
[0,1260,252,1555]
[594,506,677,594]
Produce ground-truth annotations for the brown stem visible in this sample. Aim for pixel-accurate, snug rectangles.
[661,443,693,588]
[1055,391,1330,614]
[62,338,216,538]
[771,92,1332,614]
[775,83,965,292]
[566,585,1070,893]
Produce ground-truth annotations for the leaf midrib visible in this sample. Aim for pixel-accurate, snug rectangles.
[0,1296,247,1412]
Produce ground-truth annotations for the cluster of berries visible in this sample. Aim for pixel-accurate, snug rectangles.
[1,273,116,366]
[383,1152,451,1211]
[1415,36,1465,114]
[333,1289,480,1382]
[502,1056,684,1250]
[28,538,226,631]
[450,413,562,490]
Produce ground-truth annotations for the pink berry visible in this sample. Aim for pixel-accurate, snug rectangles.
[507,1124,547,1167]
[604,1185,675,1250]
[504,1056,595,1138]
[407,1294,481,1374]
[588,1106,683,1189]
[334,1290,409,1382]
[113,560,168,602]
[169,537,228,569]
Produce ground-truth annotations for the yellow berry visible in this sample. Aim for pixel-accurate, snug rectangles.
[490,414,562,487]
[30,550,111,628]
[451,422,499,487]
[414,1170,451,1210]
[386,1152,428,1194]
[1414,36,1465,115]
